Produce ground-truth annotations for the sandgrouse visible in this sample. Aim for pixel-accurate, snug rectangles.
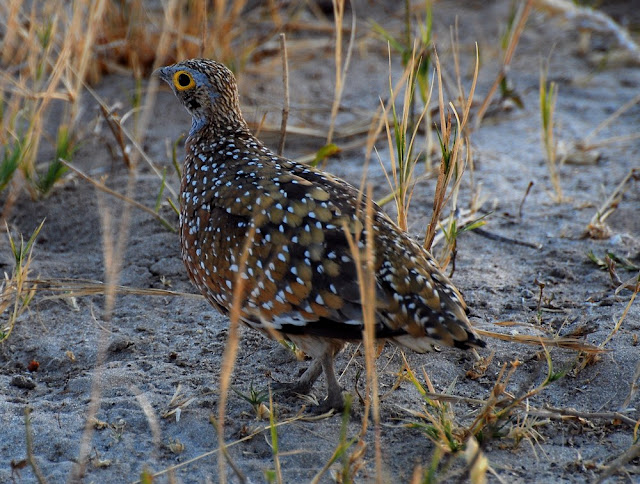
[157,59,485,411]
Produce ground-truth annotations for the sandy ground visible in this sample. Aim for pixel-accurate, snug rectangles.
[1,1,640,482]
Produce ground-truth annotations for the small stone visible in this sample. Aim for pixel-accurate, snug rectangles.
[10,375,36,390]
[107,338,134,353]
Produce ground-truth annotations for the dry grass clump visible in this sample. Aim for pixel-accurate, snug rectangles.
[0,221,43,343]
[539,60,562,201]
[0,0,282,208]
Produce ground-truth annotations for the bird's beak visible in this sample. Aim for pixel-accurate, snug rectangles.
[154,66,170,83]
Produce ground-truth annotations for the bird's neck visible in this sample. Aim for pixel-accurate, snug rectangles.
[189,107,249,136]
[186,121,258,151]
[190,116,207,136]
[183,123,270,180]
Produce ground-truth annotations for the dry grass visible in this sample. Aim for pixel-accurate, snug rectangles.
[424,44,478,261]
[539,59,563,201]
[2,1,638,483]
[342,187,384,482]
[325,0,356,147]
[586,167,639,239]
[474,0,532,128]
[379,46,432,231]
[0,0,282,210]
[0,221,43,343]
[215,225,256,484]
[397,346,573,482]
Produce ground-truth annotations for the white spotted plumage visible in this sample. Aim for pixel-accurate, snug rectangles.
[158,58,485,411]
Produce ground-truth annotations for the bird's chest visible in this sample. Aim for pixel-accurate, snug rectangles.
[179,162,256,308]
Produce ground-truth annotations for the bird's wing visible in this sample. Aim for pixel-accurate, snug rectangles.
[185,145,481,349]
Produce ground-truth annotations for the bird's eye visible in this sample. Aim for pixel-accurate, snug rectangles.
[173,70,195,91]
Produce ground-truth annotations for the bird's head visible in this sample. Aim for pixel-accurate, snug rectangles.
[156,59,245,135]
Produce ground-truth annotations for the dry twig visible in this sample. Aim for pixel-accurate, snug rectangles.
[475,327,606,353]
[277,33,290,156]
[586,168,639,239]
[596,440,640,483]
[24,408,47,484]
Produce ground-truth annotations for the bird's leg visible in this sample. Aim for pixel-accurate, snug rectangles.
[272,358,322,396]
[317,352,345,413]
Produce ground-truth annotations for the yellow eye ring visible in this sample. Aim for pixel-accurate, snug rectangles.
[173,70,195,91]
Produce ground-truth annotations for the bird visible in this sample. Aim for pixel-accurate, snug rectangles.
[157,59,485,412]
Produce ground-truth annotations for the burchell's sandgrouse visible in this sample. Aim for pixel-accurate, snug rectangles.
[157,59,485,411]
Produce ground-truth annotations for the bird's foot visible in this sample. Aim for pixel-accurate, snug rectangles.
[271,379,315,397]
[311,393,346,415]
[271,359,323,398]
